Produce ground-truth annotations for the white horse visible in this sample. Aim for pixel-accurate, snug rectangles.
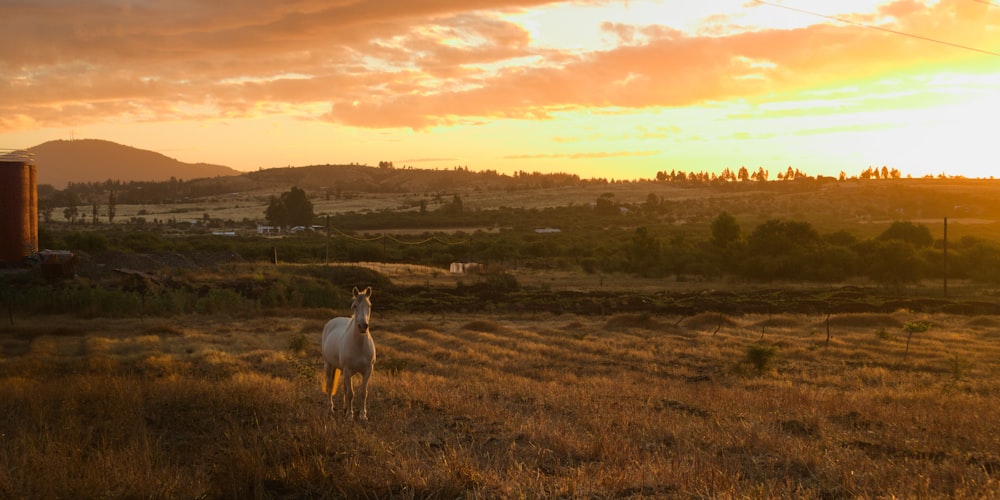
[321,286,377,421]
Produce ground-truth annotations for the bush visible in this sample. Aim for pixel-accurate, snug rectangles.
[195,288,247,315]
[483,271,519,290]
[743,344,778,375]
[63,231,108,253]
[117,231,169,253]
[287,334,310,353]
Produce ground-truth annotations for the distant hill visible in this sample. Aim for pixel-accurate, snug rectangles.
[28,139,240,188]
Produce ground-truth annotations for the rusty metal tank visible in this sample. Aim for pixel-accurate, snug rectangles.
[0,150,38,264]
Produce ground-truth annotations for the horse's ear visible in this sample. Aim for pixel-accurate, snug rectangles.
[352,286,360,297]
[365,286,373,298]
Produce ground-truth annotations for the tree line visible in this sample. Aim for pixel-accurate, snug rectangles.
[42,208,1000,287]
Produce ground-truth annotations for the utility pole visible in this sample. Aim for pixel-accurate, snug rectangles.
[943,216,948,298]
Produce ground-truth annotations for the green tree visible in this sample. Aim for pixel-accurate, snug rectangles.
[952,237,1000,283]
[709,211,743,275]
[62,192,80,224]
[265,195,288,227]
[437,194,464,215]
[710,212,741,248]
[107,190,117,224]
[747,220,820,256]
[594,193,618,216]
[40,203,54,224]
[642,193,660,215]
[878,221,933,248]
[742,219,821,280]
[866,239,924,289]
[265,186,314,228]
[626,227,662,276]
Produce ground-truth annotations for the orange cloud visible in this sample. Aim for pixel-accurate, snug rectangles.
[1,0,996,132]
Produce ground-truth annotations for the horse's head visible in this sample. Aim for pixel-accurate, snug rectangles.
[351,286,373,334]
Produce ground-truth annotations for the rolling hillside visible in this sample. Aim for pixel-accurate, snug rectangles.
[28,139,240,188]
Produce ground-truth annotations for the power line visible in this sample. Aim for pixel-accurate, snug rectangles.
[384,233,469,246]
[752,0,1000,57]
[972,0,1000,7]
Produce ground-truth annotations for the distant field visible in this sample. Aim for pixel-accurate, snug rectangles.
[72,182,733,225]
[60,179,1000,246]
[3,311,998,498]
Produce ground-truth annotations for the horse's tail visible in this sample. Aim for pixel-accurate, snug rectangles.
[331,368,342,395]
[323,364,343,394]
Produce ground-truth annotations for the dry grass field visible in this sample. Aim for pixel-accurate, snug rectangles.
[2,308,999,499]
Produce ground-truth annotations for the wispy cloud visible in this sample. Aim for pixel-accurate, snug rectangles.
[502,150,659,160]
[398,157,460,163]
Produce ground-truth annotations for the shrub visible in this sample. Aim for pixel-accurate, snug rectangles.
[483,271,519,290]
[63,231,108,253]
[875,327,896,341]
[743,344,778,375]
[195,288,246,315]
[287,334,310,353]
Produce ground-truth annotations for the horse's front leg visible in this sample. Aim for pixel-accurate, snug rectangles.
[357,367,372,422]
[341,369,355,420]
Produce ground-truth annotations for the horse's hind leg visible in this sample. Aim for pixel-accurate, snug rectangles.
[341,369,355,420]
[324,363,336,414]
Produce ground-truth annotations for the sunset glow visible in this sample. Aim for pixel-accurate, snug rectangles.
[2,0,998,179]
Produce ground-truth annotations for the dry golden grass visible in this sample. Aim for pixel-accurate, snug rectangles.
[2,311,999,498]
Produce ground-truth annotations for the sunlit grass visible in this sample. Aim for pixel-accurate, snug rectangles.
[1,311,998,497]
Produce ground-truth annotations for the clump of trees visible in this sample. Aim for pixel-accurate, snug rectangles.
[265,186,314,228]
[612,215,1000,287]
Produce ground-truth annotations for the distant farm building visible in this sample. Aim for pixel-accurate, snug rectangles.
[38,250,78,280]
[0,150,38,264]
[450,262,482,274]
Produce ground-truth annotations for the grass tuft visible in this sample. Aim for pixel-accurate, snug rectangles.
[743,343,779,375]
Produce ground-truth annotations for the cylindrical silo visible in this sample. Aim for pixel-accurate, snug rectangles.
[0,150,38,264]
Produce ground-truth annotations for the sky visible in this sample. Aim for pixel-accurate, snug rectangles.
[2,0,999,180]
